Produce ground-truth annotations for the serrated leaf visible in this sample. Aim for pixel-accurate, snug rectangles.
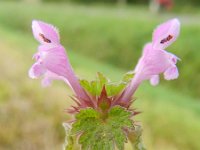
[63,123,77,150]
[105,71,134,96]
[79,72,134,97]
[90,80,98,95]
[64,136,74,150]
[72,106,134,150]
[80,73,109,96]
[108,106,133,128]
[97,72,108,87]
[122,71,134,83]
[112,129,126,150]
[106,83,126,96]
[127,126,146,150]
[72,108,100,133]
[80,79,93,94]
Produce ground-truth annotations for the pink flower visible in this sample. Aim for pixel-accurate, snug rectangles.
[120,18,180,101]
[29,20,89,102]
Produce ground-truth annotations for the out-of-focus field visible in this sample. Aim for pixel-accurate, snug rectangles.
[0,2,200,98]
[0,2,200,150]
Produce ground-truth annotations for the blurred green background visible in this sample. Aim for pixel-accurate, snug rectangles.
[0,0,200,150]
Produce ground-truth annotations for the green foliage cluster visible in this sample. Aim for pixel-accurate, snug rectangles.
[71,106,134,150]
[80,72,133,96]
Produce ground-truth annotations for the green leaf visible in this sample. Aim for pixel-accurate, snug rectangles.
[79,72,134,97]
[106,82,126,96]
[97,72,108,87]
[63,123,77,150]
[127,126,146,150]
[72,106,134,150]
[108,106,133,128]
[80,72,109,96]
[79,79,92,94]
[122,71,134,83]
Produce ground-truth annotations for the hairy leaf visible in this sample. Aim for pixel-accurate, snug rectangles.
[72,106,134,150]
[80,72,134,96]
[127,126,146,150]
[63,123,78,150]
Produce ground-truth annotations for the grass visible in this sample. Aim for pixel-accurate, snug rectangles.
[0,2,200,150]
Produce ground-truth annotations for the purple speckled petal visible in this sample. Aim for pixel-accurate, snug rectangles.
[152,18,180,49]
[120,19,181,102]
[30,21,89,101]
[32,20,60,44]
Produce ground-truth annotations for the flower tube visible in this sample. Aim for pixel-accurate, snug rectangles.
[29,20,89,103]
[120,18,180,102]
